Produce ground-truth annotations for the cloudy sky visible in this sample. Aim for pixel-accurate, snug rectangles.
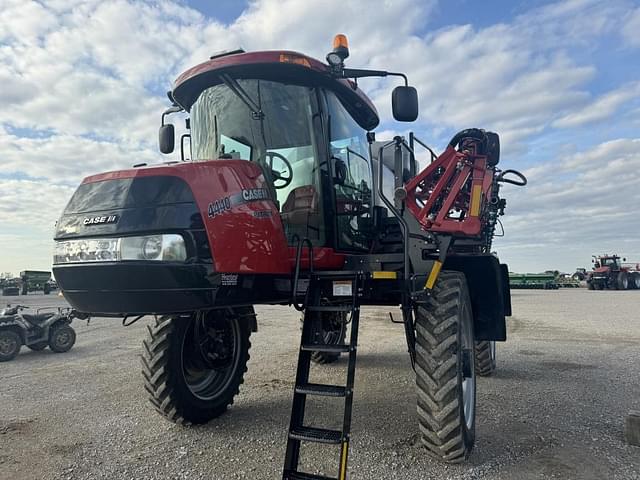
[0,0,639,275]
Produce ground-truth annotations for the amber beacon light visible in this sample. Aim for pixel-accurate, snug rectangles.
[327,33,350,67]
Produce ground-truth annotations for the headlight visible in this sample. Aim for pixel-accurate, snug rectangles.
[54,234,187,264]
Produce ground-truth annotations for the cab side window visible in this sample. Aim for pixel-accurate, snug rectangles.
[326,92,373,251]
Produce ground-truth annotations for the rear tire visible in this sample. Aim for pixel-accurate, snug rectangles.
[48,324,76,353]
[474,341,496,376]
[306,311,347,364]
[617,272,629,290]
[415,271,476,463]
[141,308,253,425]
[587,281,594,290]
[0,330,22,362]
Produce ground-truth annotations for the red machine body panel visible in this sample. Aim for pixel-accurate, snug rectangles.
[83,160,345,274]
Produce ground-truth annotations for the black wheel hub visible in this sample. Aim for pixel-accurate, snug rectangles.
[54,330,72,348]
[0,337,17,354]
[195,323,235,369]
[182,313,240,401]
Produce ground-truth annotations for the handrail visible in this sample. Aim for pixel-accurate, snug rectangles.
[291,236,314,311]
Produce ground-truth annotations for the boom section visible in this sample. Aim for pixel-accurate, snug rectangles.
[405,143,492,237]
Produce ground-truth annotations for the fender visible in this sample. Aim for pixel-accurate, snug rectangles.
[444,255,508,341]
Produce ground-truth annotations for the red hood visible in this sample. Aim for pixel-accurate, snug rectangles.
[81,159,259,184]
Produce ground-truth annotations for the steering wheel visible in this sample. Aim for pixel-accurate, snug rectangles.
[264,151,293,189]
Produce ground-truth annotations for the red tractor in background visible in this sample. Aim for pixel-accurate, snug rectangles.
[52,35,526,479]
[587,254,640,290]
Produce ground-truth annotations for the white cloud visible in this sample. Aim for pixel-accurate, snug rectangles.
[0,127,162,184]
[495,138,640,271]
[622,7,640,47]
[0,179,76,273]
[553,82,640,128]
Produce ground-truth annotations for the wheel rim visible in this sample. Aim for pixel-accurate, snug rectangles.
[461,308,475,430]
[490,340,496,362]
[181,313,241,401]
[0,335,17,355]
[54,329,72,349]
[320,312,345,345]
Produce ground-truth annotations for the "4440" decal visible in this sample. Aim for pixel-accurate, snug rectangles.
[207,196,231,218]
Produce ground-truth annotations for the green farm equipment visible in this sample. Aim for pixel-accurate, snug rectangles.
[556,274,581,288]
[508,272,558,289]
[19,271,52,295]
[1,278,21,296]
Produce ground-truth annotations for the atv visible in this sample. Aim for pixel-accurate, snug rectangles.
[0,305,79,361]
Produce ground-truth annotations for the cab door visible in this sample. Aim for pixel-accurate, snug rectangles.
[325,91,374,251]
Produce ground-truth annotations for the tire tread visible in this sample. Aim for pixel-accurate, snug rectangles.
[141,311,252,425]
[415,271,473,463]
[474,341,496,376]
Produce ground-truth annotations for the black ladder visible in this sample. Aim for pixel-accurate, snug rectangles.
[282,272,363,480]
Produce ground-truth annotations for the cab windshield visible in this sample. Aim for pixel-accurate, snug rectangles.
[190,79,324,244]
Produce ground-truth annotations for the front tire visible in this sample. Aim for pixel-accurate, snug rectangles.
[474,341,496,376]
[415,271,476,463]
[49,324,76,353]
[0,330,22,362]
[141,308,253,425]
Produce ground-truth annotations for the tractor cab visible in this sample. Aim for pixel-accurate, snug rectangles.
[161,46,414,255]
[594,255,621,270]
[186,74,372,251]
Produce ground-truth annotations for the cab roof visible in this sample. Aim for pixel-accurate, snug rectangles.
[172,50,380,131]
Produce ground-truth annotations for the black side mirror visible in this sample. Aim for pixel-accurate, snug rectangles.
[159,124,175,154]
[392,86,418,122]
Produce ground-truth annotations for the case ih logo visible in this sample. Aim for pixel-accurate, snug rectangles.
[83,215,119,226]
[241,188,269,201]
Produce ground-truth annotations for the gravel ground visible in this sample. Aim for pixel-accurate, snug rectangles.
[1,288,639,480]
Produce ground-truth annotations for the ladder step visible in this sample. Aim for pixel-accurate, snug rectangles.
[306,305,353,312]
[301,344,351,354]
[289,426,342,444]
[283,470,337,480]
[295,383,347,397]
